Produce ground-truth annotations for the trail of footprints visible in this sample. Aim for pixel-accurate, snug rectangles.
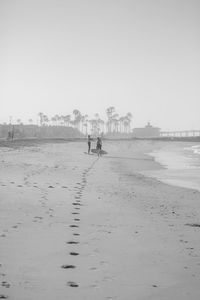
[62,164,94,289]
[0,162,97,298]
[0,181,69,191]
[0,263,9,299]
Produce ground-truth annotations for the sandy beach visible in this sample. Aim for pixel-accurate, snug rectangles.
[0,140,200,300]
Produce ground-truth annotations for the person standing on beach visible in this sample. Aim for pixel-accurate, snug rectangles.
[96,137,102,156]
[87,135,92,154]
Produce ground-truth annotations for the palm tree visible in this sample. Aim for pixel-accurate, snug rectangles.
[123,117,130,133]
[112,113,119,133]
[98,119,105,134]
[73,109,82,131]
[80,115,87,133]
[94,113,101,134]
[82,114,88,135]
[126,112,132,133]
[54,115,60,126]
[43,115,49,126]
[58,115,63,126]
[89,119,98,135]
[73,109,80,119]
[63,115,71,127]
[119,117,124,133]
[38,112,44,126]
[60,115,65,126]
[106,106,115,133]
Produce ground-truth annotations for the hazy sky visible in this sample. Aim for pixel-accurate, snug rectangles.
[1,0,199,130]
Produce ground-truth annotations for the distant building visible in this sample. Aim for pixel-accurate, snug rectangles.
[132,122,160,138]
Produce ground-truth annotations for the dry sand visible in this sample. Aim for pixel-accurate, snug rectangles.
[0,140,200,300]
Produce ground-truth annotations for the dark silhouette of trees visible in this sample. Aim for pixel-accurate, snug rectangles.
[4,108,133,138]
[105,107,133,134]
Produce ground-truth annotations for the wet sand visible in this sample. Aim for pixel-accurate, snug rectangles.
[0,140,200,300]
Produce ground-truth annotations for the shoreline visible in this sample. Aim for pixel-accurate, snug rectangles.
[144,142,200,193]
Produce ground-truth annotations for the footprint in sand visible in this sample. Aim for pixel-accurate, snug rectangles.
[72,203,81,206]
[90,267,98,271]
[34,216,43,220]
[70,252,79,256]
[73,233,80,236]
[69,225,79,228]
[67,281,79,287]
[61,265,76,269]
[180,239,188,244]
[0,295,8,299]
[67,241,79,245]
[185,223,200,228]
[72,212,79,215]
[74,219,80,222]
[1,282,10,288]
[48,186,54,189]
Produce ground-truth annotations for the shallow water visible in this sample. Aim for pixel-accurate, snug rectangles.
[145,142,200,192]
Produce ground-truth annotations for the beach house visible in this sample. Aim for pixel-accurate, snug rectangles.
[132,122,160,138]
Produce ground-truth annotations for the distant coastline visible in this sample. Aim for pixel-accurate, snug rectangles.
[1,135,200,149]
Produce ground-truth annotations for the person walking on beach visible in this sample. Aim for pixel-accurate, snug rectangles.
[87,135,92,154]
[96,137,102,156]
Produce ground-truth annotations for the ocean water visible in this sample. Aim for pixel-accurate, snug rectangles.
[144,143,200,192]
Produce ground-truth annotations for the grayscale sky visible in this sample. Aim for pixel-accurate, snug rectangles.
[1,0,199,130]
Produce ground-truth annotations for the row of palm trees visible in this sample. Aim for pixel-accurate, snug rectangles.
[106,107,132,134]
[13,108,132,136]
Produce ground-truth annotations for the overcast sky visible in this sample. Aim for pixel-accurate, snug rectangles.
[1,0,199,130]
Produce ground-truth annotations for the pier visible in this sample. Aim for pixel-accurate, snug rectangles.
[160,130,200,138]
